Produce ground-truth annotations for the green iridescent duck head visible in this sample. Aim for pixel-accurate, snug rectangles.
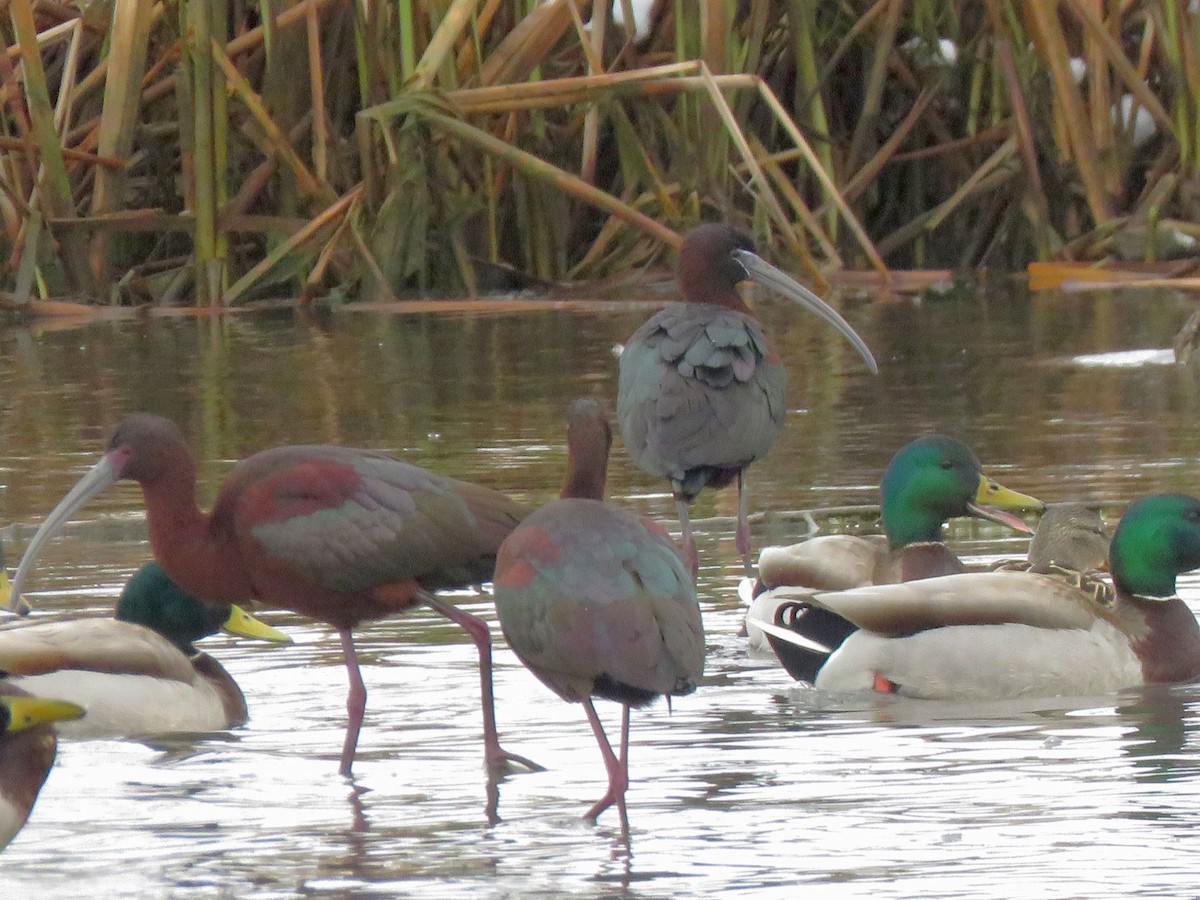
[116,562,291,655]
[880,436,1043,550]
[1110,494,1200,598]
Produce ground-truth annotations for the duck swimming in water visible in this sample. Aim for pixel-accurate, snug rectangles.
[0,562,290,737]
[0,684,84,851]
[743,436,1043,661]
[751,493,1200,699]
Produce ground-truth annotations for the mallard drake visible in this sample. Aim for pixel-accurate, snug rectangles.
[0,685,84,851]
[752,493,1200,699]
[754,501,1111,679]
[0,562,290,737]
[743,436,1043,658]
[494,400,704,829]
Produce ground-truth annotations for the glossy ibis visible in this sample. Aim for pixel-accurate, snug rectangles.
[8,414,538,777]
[493,399,704,830]
[617,223,878,577]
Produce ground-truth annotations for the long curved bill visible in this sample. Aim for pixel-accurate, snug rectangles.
[9,455,120,615]
[223,605,293,643]
[967,475,1044,534]
[2,695,86,733]
[733,249,879,374]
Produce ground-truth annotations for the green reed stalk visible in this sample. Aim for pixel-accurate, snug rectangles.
[9,0,95,293]
[789,0,836,234]
[399,0,417,84]
[184,0,229,304]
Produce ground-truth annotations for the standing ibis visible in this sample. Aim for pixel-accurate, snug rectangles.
[0,561,290,737]
[8,414,538,778]
[493,399,704,830]
[617,223,879,577]
[0,684,84,851]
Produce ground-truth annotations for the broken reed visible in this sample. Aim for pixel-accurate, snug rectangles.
[0,0,1197,308]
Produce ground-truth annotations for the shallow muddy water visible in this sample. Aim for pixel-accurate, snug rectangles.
[1,281,1200,898]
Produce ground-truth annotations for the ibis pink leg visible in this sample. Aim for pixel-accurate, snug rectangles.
[674,494,699,578]
[423,594,544,774]
[736,470,753,576]
[583,699,629,824]
[616,705,631,834]
[339,629,367,778]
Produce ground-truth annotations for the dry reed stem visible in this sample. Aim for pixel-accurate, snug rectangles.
[51,18,81,135]
[1025,0,1113,223]
[751,136,842,267]
[92,1,153,214]
[887,124,1011,165]
[0,134,120,166]
[846,0,901,173]
[10,0,73,219]
[10,0,97,294]
[226,185,362,304]
[984,0,1046,211]
[305,2,328,182]
[1064,0,1171,131]
[927,135,1019,230]
[413,106,681,247]
[696,62,804,258]
[751,80,888,276]
[4,0,1199,304]
[411,0,478,91]
[210,39,335,204]
[575,0,605,188]
[480,0,587,86]
[300,206,354,305]
[840,87,937,206]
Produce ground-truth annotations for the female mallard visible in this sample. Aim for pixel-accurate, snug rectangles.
[744,436,1043,660]
[0,562,290,736]
[0,684,84,851]
[1019,502,1109,575]
[753,493,1200,699]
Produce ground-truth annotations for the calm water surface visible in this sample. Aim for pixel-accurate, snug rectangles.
[1,283,1200,897]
